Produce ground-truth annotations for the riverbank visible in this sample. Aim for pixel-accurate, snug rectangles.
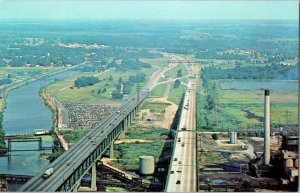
[41,88,69,150]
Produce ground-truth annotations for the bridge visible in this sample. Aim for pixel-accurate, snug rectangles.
[165,78,198,192]
[4,136,53,153]
[19,90,149,192]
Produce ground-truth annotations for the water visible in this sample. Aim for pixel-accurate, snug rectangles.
[0,70,78,177]
[220,80,298,90]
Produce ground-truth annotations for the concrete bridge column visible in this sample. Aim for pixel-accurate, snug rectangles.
[109,143,114,159]
[124,118,128,132]
[77,164,97,192]
[91,163,97,191]
[127,116,130,128]
[119,119,127,139]
[130,112,134,122]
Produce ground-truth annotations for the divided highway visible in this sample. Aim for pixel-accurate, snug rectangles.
[165,78,197,192]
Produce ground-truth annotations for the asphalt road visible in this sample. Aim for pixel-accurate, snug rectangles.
[165,78,197,192]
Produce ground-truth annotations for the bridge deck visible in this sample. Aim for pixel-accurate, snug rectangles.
[19,91,149,192]
[165,79,197,192]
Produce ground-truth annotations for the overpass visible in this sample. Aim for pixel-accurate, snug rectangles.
[19,90,149,192]
[165,78,198,192]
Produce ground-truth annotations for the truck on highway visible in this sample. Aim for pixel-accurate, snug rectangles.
[43,167,54,179]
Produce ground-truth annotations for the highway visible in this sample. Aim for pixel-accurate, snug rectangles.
[19,53,189,191]
[165,77,197,191]
[19,90,149,192]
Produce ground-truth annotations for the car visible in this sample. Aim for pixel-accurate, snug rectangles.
[181,143,184,147]
[178,161,182,164]
[170,171,174,174]
[174,158,178,161]
[66,162,72,166]
[181,128,187,131]
[176,180,181,184]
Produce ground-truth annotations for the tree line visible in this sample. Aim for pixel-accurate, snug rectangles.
[201,64,298,80]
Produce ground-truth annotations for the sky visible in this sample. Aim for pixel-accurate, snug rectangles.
[0,0,298,21]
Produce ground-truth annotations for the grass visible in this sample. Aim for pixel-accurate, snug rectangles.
[196,69,298,131]
[218,89,298,125]
[199,152,227,165]
[112,141,164,171]
[167,84,186,105]
[164,63,187,78]
[46,68,155,103]
[141,101,170,111]
[150,84,168,97]
[126,124,169,139]
[59,129,91,144]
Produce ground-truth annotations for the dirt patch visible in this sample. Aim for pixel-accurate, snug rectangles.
[115,139,155,144]
[141,97,178,128]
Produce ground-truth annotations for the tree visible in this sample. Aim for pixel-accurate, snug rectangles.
[174,79,181,88]
[109,75,113,81]
[111,90,124,99]
[74,76,99,88]
[118,77,123,84]
[177,69,183,77]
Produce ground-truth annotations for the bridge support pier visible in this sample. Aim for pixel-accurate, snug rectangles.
[119,119,128,139]
[77,164,97,192]
[91,163,97,191]
[109,144,114,159]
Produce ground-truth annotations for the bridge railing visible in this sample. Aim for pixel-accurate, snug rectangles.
[164,90,187,191]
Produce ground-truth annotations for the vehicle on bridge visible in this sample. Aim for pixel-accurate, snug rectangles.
[43,168,54,179]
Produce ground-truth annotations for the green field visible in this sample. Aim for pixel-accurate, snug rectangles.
[46,68,156,103]
[141,101,171,111]
[164,63,187,78]
[167,84,186,105]
[126,124,169,139]
[197,77,298,131]
[150,84,168,97]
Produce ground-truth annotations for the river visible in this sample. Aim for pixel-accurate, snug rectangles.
[0,70,78,181]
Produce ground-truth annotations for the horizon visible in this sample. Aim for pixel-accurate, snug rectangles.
[0,0,298,21]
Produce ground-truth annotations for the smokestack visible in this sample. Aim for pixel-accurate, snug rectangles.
[264,89,270,165]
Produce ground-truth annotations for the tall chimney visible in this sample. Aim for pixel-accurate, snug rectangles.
[264,89,270,165]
